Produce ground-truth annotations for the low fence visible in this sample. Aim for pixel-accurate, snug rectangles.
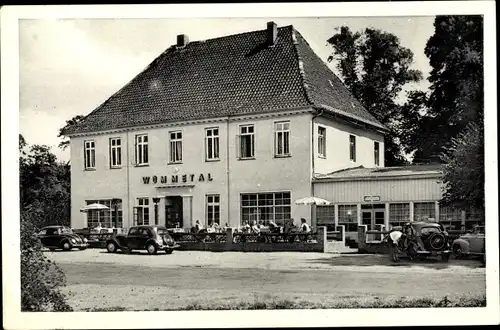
[77,227,328,253]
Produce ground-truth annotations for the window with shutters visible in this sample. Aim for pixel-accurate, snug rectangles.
[205,128,220,161]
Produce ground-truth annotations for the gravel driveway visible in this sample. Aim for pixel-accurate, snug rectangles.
[46,249,486,311]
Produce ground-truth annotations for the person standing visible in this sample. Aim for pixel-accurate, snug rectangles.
[300,218,311,242]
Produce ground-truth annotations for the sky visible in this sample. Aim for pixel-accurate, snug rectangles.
[19,17,435,162]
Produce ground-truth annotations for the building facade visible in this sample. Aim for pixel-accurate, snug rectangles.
[66,22,388,230]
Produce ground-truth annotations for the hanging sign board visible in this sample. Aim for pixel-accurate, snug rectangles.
[363,195,381,202]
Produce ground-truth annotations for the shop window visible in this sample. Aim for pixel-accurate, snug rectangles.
[414,202,436,222]
[374,141,380,166]
[349,135,356,162]
[240,192,291,226]
[109,137,122,168]
[465,208,484,230]
[274,121,290,157]
[169,131,183,163]
[135,134,149,165]
[205,128,220,161]
[439,206,463,231]
[318,126,326,158]
[237,125,255,159]
[136,198,150,225]
[85,199,122,228]
[84,140,96,169]
[338,205,358,231]
[316,205,335,226]
[389,203,410,229]
[206,194,220,225]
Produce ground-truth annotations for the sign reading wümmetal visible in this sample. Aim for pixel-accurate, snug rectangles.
[142,173,213,185]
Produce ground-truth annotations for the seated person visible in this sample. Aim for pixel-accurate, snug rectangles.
[300,218,311,241]
[194,220,204,233]
[250,221,260,234]
[300,218,311,233]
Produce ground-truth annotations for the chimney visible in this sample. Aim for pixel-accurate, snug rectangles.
[176,34,189,48]
[266,21,277,46]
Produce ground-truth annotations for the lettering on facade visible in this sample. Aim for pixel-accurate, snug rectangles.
[142,173,214,185]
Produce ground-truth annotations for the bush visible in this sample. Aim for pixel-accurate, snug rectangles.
[21,206,72,311]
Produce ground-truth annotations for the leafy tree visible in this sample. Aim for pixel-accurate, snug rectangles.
[327,26,423,166]
[19,135,71,227]
[400,15,483,163]
[58,115,84,150]
[440,121,484,217]
[21,205,72,311]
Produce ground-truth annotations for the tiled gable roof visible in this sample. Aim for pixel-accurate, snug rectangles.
[65,25,385,135]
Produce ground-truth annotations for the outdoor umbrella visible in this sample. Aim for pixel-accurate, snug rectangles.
[294,196,331,206]
[79,203,110,212]
[294,197,331,229]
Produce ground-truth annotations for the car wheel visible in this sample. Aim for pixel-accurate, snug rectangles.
[106,242,117,253]
[62,241,72,251]
[452,245,463,259]
[146,243,157,255]
[165,249,173,255]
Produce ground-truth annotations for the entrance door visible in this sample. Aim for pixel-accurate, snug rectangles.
[361,204,385,230]
[165,196,183,228]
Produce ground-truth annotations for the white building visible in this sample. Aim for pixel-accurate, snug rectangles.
[65,22,474,237]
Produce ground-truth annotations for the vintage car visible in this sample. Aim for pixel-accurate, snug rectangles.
[451,225,485,262]
[385,221,452,262]
[106,225,180,255]
[37,225,88,251]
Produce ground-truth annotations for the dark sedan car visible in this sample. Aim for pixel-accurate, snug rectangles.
[37,226,88,251]
[106,225,180,255]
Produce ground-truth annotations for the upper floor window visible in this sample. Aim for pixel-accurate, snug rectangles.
[109,138,122,168]
[318,126,326,158]
[135,134,149,166]
[349,135,356,162]
[205,128,220,161]
[169,131,182,163]
[84,140,95,169]
[238,125,255,159]
[374,141,380,166]
[274,121,290,157]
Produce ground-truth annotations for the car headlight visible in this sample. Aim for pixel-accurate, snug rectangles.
[71,239,76,243]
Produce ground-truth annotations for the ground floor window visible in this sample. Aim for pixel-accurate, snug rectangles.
[240,192,291,226]
[338,205,357,231]
[465,208,484,230]
[86,199,122,228]
[135,198,150,225]
[206,194,220,225]
[439,206,463,230]
[413,202,436,222]
[389,203,410,229]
